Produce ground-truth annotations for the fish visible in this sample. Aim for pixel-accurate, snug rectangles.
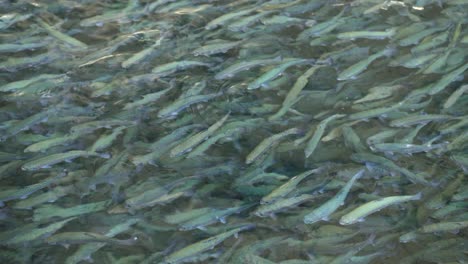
[65,218,140,264]
[255,194,315,217]
[428,63,468,95]
[158,93,222,119]
[354,85,404,104]
[151,61,212,77]
[337,28,396,40]
[3,110,51,140]
[215,56,282,80]
[24,134,79,153]
[3,217,76,245]
[0,74,67,92]
[245,127,301,164]
[162,225,254,264]
[121,33,165,68]
[370,142,447,155]
[179,204,254,231]
[339,193,421,225]
[303,114,346,158]
[398,24,450,46]
[303,169,364,224]
[0,171,67,206]
[389,114,455,127]
[70,120,135,135]
[12,185,75,210]
[227,11,273,32]
[33,200,111,222]
[125,177,196,211]
[205,8,256,30]
[22,151,110,171]
[90,127,126,152]
[164,208,213,225]
[261,169,320,204]
[46,232,137,246]
[248,59,314,90]
[351,152,430,185]
[342,125,367,153]
[269,65,326,121]
[124,86,173,110]
[35,17,87,48]
[419,221,468,233]
[169,113,230,157]
[192,40,243,56]
[444,84,468,108]
[338,47,395,80]
[297,7,347,39]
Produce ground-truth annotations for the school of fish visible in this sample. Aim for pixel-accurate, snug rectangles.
[0,0,467,263]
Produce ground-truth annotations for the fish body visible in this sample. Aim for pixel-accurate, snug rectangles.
[36,18,87,48]
[371,143,447,154]
[0,74,66,92]
[444,84,468,109]
[152,61,211,77]
[428,63,468,95]
[12,185,74,209]
[70,120,134,135]
[90,127,126,152]
[158,93,221,118]
[304,170,364,224]
[269,65,325,121]
[304,114,346,158]
[339,193,421,225]
[193,41,242,56]
[338,48,394,80]
[22,151,109,171]
[24,134,79,153]
[179,204,254,231]
[354,85,403,104]
[205,8,256,30]
[390,114,454,127]
[246,127,301,164]
[46,232,137,246]
[298,8,346,39]
[337,28,396,40]
[0,171,67,206]
[215,56,282,80]
[163,225,254,264]
[261,169,319,204]
[351,152,430,185]
[420,221,468,233]
[124,86,173,109]
[4,111,50,139]
[248,59,313,90]
[33,200,110,222]
[169,113,230,157]
[4,217,76,245]
[255,194,315,217]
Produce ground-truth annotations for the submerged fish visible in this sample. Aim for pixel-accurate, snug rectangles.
[163,225,254,264]
[339,193,421,225]
[46,232,137,246]
[304,169,364,224]
[22,151,109,171]
[338,47,395,80]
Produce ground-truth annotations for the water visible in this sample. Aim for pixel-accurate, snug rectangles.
[0,0,467,263]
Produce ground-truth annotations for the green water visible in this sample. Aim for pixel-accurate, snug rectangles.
[0,0,467,263]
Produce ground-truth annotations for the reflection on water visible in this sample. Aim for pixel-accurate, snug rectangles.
[0,0,467,263]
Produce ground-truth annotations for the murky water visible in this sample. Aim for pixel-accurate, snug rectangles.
[0,0,467,263]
